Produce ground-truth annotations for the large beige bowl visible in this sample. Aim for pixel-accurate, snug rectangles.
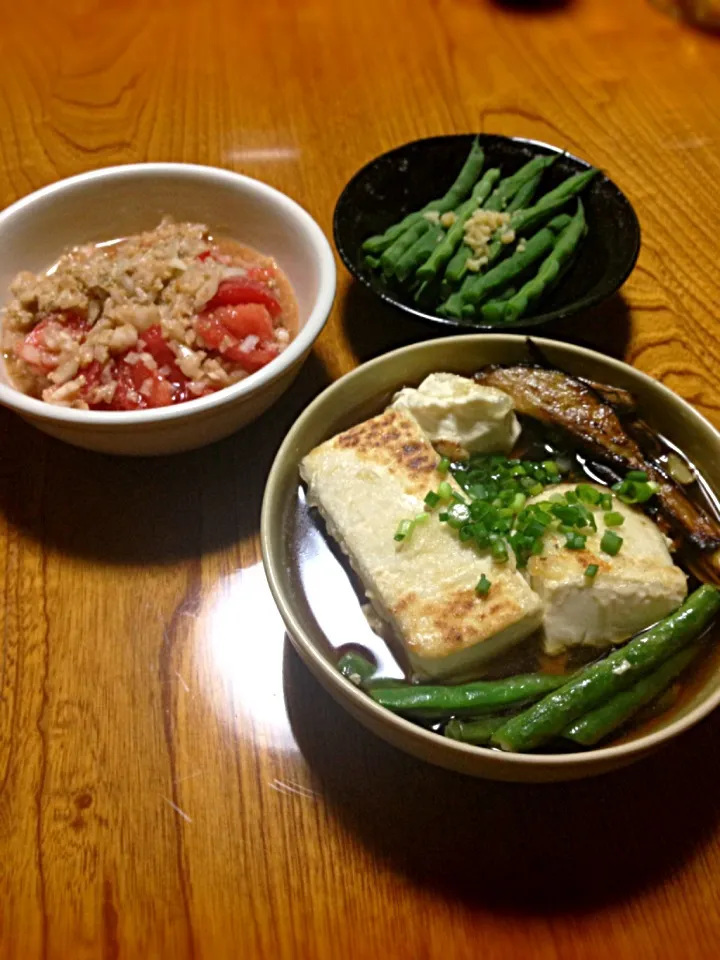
[261,334,720,782]
[0,164,336,455]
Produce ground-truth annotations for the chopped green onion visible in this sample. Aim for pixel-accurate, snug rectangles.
[600,530,623,556]
[438,481,453,501]
[543,460,560,476]
[600,494,613,511]
[565,532,587,550]
[438,511,449,522]
[585,563,599,578]
[446,503,471,528]
[625,470,648,481]
[394,519,412,542]
[437,457,451,475]
[475,574,492,597]
[414,512,429,525]
[528,482,544,497]
[565,490,578,505]
[604,511,624,527]
[576,484,601,505]
[424,490,441,509]
[491,539,509,562]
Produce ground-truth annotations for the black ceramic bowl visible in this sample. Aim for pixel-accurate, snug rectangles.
[333,134,641,332]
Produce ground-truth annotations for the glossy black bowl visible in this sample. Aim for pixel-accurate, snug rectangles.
[333,134,641,332]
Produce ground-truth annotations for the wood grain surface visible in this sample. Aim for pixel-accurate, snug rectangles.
[1,0,720,957]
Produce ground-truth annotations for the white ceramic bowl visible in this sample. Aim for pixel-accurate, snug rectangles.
[262,334,720,782]
[0,164,336,455]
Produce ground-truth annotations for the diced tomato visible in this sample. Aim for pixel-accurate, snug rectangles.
[205,277,281,318]
[113,362,147,411]
[225,341,280,373]
[138,325,178,367]
[16,311,88,373]
[194,303,279,373]
[196,250,213,262]
[212,303,274,340]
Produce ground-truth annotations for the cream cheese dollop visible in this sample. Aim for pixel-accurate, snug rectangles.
[390,372,521,458]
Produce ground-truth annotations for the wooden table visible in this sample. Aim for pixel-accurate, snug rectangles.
[2,0,720,957]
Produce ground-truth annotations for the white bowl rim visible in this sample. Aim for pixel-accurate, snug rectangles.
[261,332,720,771]
[0,162,336,424]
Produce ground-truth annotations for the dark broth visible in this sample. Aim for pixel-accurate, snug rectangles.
[292,415,720,751]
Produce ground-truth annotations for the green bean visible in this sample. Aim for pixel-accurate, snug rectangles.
[506,172,543,212]
[362,139,485,254]
[444,715,506,745]
[483,155,556,212]
[442,167,598,296]
[443,242,474,288]
[443,213,573,317]
[369,672,569,720]
[337,651,377,685]
[509,167,597,236]
[379,219,430,277]
[563,645,701,746]
[395,225,444,283]
[502,201,586,323]
[491,585,720,753]
[416,168,501,282]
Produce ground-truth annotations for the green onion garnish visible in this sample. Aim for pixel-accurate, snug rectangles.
[437,481,453,501]
[491,539,509,562]
[585,563,599,578]
[600,530,623,556]
[604,511,624,527]
[424,490,440,509]
[565,532,587,550]
[625,470,648,481]
[437,457,451,475]
[394,519,412,542]
[475,574,492,597]
[576,484,601,506]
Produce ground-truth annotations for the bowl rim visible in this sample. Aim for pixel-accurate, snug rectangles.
[0,162,336,424]
[261,333,720,772]
[332,133,641,333]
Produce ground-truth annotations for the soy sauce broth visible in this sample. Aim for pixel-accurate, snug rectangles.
[291,414,720,751]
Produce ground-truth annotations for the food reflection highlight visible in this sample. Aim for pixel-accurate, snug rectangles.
[204,562,296,748]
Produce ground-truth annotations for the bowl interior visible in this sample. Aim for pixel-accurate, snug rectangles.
[333,135,640,332]
[0,165,326,389]
[263,335,720,780]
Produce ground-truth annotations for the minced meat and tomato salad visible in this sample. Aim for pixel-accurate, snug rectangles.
[0,218,298,410]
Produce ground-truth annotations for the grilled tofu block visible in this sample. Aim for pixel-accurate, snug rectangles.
[300,409,543,680]
[526,483,688,655]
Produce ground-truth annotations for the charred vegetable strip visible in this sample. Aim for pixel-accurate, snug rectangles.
[362,140,486,254]
[474,364,720,556]
[444,715,506,745]
[563,645,701,746]
[491,586,720,752]
[369,672,569,720]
